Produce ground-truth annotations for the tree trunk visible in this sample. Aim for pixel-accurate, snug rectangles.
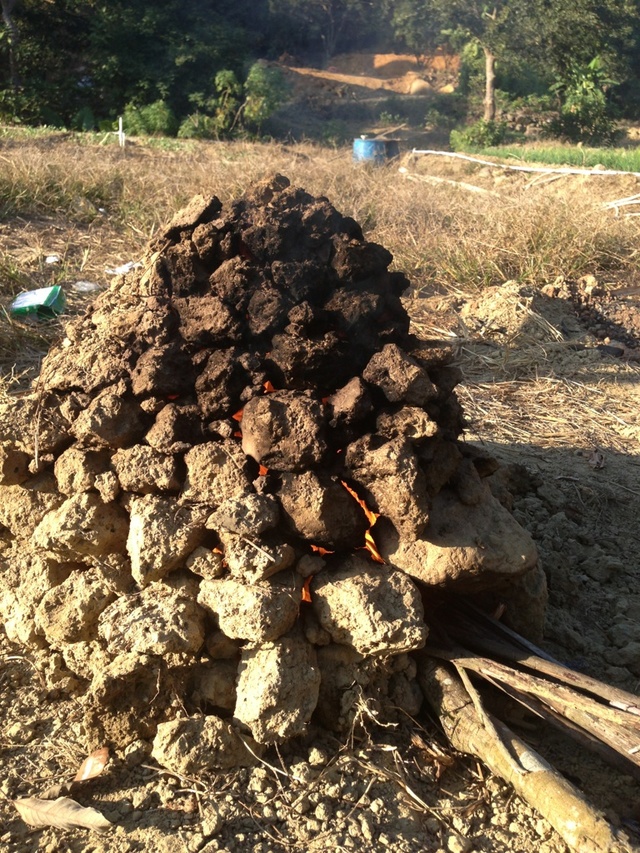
[483,45,496,122]
[1,0,21,91]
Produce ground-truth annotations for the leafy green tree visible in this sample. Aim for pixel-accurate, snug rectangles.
[122,99,178,137]
[527,0,638,81]
[178,65,289,140]
[386,0,638,124]
[549,56,618,143]
[382,0,439,58]
[87,0,250,120]
[0,0,255,125]
[0,0,97,124]
[524,0,638,132]
[242,62,289,130]
[386,0,533,121]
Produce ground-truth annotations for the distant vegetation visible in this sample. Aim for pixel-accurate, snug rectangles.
[2,0,640,145]
[471,145,640,172]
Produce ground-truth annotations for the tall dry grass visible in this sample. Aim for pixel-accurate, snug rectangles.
[1,131,639,380]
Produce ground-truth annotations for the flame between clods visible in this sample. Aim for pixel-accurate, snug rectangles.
[340,481,385,564]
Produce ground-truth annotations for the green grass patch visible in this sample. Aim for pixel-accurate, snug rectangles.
[474,144,640,173]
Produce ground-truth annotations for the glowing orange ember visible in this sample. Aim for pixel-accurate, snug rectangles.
[263,381,276,393]
[258,464,269,476]
[310,544,334,556]
[232,408,244,423]
[212,546,228,568]
[341,481,385,564]
[301,577,312,603]
[341,481,378,527]
[364,529,385,564]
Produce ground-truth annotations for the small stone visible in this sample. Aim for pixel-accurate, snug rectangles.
[425,816,440,833]
[360,813,376,842]
[293,797,310,814]
[363,343,438,406]
[608,620,640,648]
[201,804,223,837]
[99,584,205,656]
[124,739,152,768]
[311,556,427,655]
[207,493,280,536]
[241,391,328,472]
[6,721,36,742]
[315,802,333,821]
[198,575,300,642]
[290,762,315,784]
[308,746,331,766]
[127,494,208,585]
[186,546,225,580]
[445,832,473,853]
[347,820,362,838]
[152,715,262,774]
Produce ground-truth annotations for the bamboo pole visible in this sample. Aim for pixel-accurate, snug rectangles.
[417,657,636,853]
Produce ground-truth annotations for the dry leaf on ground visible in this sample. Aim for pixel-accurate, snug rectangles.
[12,796,113,833]
[74,747,110,782]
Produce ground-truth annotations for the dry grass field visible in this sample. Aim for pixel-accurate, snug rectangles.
[1,130,640,853]
[1,130,638,373]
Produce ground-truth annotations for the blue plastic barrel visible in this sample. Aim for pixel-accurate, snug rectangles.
[352,138,400,165]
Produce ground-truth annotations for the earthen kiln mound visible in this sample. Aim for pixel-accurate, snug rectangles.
[0,176,544,774]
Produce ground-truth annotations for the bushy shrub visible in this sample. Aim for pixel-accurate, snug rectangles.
[548,58,618,145]
[209,70,243,136]
[424,96,463,130]
[242,63,289,130]
[122,100,178,137]
[72,106,96,132]
[177,113,218,140]
[450,119,510,150]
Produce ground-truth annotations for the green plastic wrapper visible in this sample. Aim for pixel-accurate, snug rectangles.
[9,285,66,319]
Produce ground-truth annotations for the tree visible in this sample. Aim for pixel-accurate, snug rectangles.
[387,0,638,124]
[87,0,251,120]
[527,0,638,81]
[0,0,20,91]
[269,0,377,64]
[0,0,98,124]
[518,0,639,134]
[387,1,532,121]
[383,0,439,59]
[0,0,260,125]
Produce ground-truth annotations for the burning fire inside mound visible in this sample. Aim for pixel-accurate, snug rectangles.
[0,174,578,776]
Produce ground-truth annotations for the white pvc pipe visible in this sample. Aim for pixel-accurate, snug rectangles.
[410,148,640,178]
